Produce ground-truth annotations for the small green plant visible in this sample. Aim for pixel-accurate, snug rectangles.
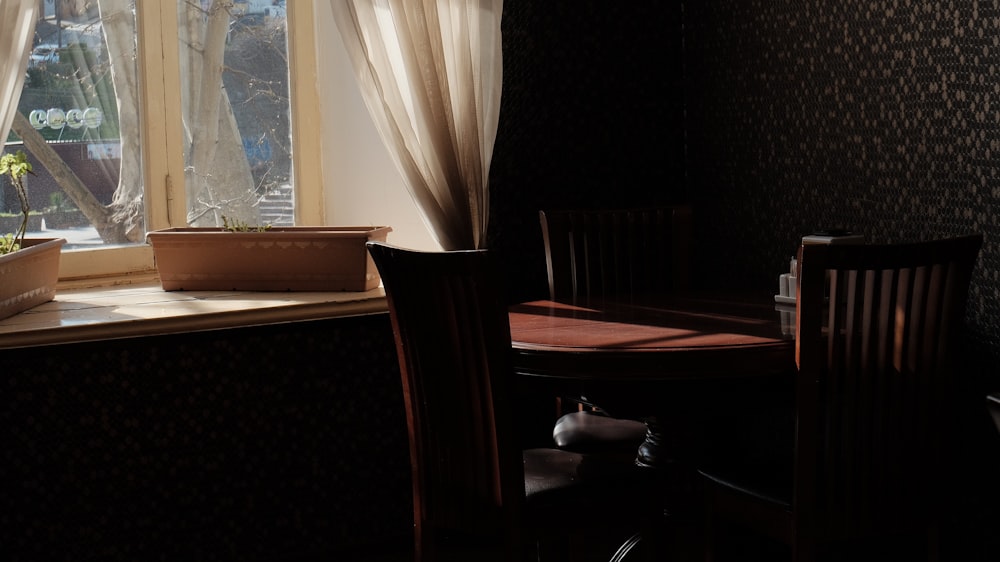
[221,215,271,233]
[0,233,18,255]
[0,150,35,256]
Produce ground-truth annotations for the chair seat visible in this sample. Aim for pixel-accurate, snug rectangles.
[524,447,649,499]
[523,447,660,533]
[552,411,647,456]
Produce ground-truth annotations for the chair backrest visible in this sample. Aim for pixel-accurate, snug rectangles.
[539,206,693,302]
[367,242,524,561]
[793,234,982,544]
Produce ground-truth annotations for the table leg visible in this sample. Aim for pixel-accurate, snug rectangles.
[636,416,684,469]
[635,418,665,468]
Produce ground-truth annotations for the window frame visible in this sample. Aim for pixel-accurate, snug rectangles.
[56,0,324,286]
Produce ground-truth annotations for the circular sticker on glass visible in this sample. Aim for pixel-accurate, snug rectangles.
[29,109,47,129]
[46,108,66,129]
[82,107,103,129]
[66,108,85,129]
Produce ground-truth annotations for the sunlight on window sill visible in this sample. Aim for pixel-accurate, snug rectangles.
[0,281,387,349]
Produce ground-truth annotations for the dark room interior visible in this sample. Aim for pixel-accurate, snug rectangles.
[3,1,1000,561]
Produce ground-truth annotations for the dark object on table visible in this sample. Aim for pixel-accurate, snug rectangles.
[698,234,983,561]
[368,241,657,562]
[539,206,693,456]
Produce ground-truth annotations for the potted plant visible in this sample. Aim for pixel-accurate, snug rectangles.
[146,217,391,292]
[0,150,66,320]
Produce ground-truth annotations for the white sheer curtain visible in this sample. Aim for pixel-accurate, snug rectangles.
[0,0,35,146]
[331,0,503,250]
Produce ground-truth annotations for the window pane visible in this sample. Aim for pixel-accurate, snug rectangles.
[4,1,141,249]
[179,0,292,228]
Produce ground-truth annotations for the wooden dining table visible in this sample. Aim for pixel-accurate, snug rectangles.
[508,291,797,469]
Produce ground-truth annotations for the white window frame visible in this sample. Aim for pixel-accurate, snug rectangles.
[56,0,324,286]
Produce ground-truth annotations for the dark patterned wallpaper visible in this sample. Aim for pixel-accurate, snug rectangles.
[682,1,1000,360]
[1,314,412,561]
[492,0,1000,381]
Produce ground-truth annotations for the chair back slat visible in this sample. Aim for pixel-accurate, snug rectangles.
[795,235,982,543]
[367,243,524,560]
[540,206,692,302]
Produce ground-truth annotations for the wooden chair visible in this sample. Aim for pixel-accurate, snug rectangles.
[539,206,694,457]
[698,234,983,561]
[367,242,658,562]
[539,206,693,304]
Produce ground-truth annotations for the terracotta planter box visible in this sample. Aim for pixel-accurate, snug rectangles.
[147,226,392,291]
[0,237,66,320]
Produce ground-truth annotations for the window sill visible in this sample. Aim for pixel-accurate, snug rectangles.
[0,281,388,349]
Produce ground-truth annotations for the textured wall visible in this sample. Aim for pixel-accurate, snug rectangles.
[1,314,412,561]
[492,0,1000,382]
[683,1,1000,355]
[491,0,687,303]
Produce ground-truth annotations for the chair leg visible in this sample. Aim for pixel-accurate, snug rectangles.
[606,508,681,562]
[609,532,643,562]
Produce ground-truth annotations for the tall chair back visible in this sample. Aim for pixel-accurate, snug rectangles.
[539,206,693,302]
[794,234,983,548]
[367,242,524,561]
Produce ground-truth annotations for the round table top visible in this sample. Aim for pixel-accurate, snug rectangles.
[508,292,795,382]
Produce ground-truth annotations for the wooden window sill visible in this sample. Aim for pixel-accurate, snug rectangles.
[0,281,387,349]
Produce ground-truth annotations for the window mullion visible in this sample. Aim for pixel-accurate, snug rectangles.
[288,1,325,225]
[136,1,186,230]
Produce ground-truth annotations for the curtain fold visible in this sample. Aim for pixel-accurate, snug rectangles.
[331,0,503,250]
[0,0,36,146]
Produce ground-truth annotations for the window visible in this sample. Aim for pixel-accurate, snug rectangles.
[4,0,322,284]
